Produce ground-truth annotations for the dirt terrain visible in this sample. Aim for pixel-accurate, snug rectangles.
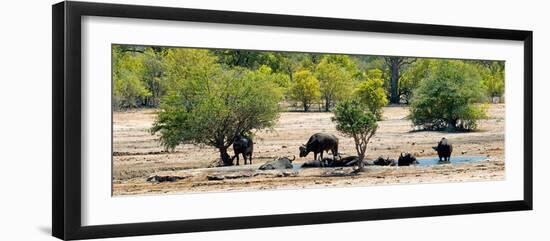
[113,104,505,196]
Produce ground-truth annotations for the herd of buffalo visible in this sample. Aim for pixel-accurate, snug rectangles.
[231,132,454,168]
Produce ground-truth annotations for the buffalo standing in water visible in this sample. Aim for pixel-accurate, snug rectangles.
[433,137,453,163]
[299,133,339,164]
[232,134,253,165]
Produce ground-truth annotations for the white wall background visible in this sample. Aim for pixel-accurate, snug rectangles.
[0,0,547,240]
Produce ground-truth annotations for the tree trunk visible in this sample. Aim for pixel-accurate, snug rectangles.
[389,59,400,104]
[324,97,330,112]
[357,156,364,171]
[219,146,233,166]
[353,136,366,172]
[303,102,309,112]
[357,144,367,171]
[287,66,293,83]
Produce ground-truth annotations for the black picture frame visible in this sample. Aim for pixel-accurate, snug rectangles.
[52,1,533,240]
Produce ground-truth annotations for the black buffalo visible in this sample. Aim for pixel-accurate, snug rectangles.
[373,156,397,166]
[398,153,419,166]
[433,137,453,163]
[232,134,253,165]
[339,155,362,166]
[301,156,362,168]
[299,133,339,163]
[300,159,325,168]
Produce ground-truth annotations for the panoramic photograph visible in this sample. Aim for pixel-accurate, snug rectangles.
[111,44,505,196]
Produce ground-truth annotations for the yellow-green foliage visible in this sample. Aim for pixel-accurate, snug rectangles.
[257,65,291,94]
[141,48,168,107]
[112,44,505,112]
[164,48,221,96]
[353,69,388,120]
[315,55,355,111]
[290,69,321,111]
[480,62,505,99]
[112,46,151,108]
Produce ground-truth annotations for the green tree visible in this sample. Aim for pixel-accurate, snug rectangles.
[332,100,378,171]
[163,48,220,96]
[151,64,283,166]
[353,69,388,119]
[278,52,314,83]
[112,45,151,108]
[290,69,321,111]
[480,62,505,101]
[384,56,416,104]
[141,47,168,107]
[213,50,285,72]
[354,56,386,75]
[322,55,362,79]
[409,60,487,131]
[399,59,433,103]
[315,56,355,111]
[257,65,291,98]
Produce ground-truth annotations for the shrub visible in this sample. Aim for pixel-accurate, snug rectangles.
[409,60,487,131]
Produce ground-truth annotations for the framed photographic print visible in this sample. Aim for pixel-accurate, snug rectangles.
[52,1,533,240]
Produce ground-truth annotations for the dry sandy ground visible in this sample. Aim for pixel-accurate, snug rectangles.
[113,104,505,196]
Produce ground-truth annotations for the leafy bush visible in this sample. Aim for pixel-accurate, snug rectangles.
[409,60,487,131]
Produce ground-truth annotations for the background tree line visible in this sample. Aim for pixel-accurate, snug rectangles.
[113,45,504,111]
